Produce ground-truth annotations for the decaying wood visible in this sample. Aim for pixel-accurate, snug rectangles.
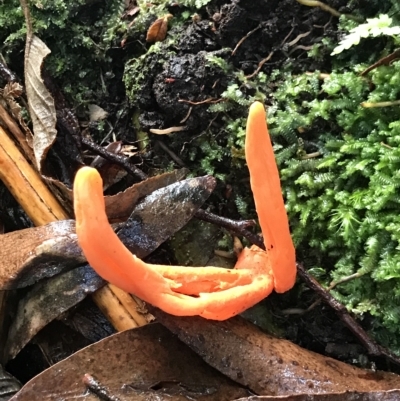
[0,126,68,225]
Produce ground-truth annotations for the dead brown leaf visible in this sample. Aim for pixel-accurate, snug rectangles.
[151,310,400,396]
[0,220,82,290]
[0,169,189,290]
[235,391,400,400]
[5,265,105,361]
[10,324,249,401]
[105,168,188,222]
[146,14,173,43]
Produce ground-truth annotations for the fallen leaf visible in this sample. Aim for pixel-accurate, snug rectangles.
[9,324,249,401]
[0,169,189,290]
[0,364,21,400]
[235,391,400,400]
[151,310,400,395]
[24,36,57,170]
[104,168,188,222]
[0,220,83,290]
[146,14,173,43]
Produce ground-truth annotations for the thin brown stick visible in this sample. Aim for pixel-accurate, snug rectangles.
[0,126,68,224]
[231,24,262,56]
[360,48,400,76]
[296,263,400,366]
[178,97,223,105]
[0,102,35,165]
[81,137,147,181]
[246,51,275,79]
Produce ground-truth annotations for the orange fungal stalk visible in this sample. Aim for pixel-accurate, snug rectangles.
[245,102,296,293]
[73,102,296,320]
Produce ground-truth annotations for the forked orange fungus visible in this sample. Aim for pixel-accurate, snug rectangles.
[73,102,296,320]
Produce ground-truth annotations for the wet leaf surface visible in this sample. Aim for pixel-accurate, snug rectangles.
[150,309,400,395]
[10,323,249,401]
[235,392,400,400]
[105,168,188,222]
[0,364,21,401]
[0,220,82,290]
[5,176,216,361]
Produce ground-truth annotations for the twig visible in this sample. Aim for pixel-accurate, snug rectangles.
[301,151,322,159]
[178,97,222,105]
[296,0,362,22]
[180,106,193,124]
[296,263,400,366]
[361,100,400,108]
[81,137,147,181]
[328,272,364,291]
[232,25,262,56]
[155,139,186,167]
[245,51,275,79]
[296,0,341,17]
[360,48,400,76]
[149,126,186,135]
[195,209,262,247]
[83,374,122,401]
[287,31,311,47]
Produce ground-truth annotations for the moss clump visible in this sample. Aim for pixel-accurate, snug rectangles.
[265,60,400,353]
[1,0,129,106]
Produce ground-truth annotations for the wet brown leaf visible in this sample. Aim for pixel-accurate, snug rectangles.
[10,324,248,401]
[0,364,21,400]
[5,265,105,361]
[235,392,400,400]
[151,310,400,396]
[105,168,188,222]
[146,14,173,43]
[0,220,82,290]
[24,36,57,169]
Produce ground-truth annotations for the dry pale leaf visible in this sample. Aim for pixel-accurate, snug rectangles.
[88,104,108,122]
[24,35,57,169]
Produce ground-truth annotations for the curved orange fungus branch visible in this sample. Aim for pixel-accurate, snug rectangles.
[73,101,296,320]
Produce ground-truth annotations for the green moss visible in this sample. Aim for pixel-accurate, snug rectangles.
[1,0,128,107]
[263,59,400,352]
